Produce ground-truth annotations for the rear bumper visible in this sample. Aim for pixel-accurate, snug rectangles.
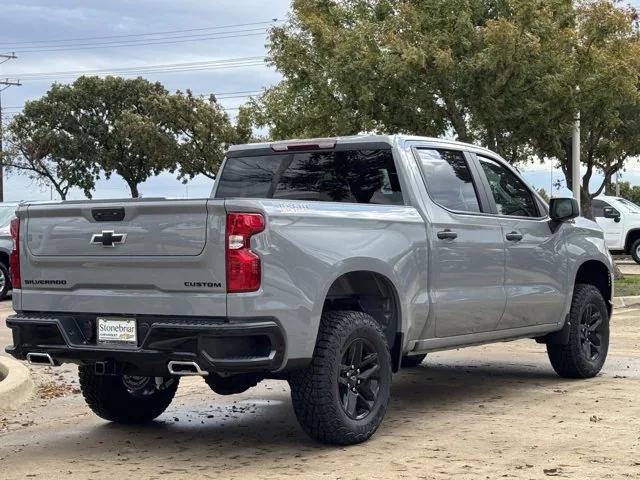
[5,312,287,376]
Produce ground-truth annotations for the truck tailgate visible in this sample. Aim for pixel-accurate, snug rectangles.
[26,200,208,256]
[16,198,227,317]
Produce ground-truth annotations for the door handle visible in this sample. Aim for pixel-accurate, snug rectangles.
[437,229,458,240]
[505,231,523,242]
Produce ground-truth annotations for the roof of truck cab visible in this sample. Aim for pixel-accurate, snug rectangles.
[227,134,499,157]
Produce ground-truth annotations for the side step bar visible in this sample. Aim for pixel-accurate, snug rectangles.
[26,352,56,366]
[167,361,208,376]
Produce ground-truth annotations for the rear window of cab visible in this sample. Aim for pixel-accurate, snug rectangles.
[215,150,404,205]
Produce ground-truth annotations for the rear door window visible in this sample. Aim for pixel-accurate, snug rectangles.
[416,148,482,213]
[215,149,404,205]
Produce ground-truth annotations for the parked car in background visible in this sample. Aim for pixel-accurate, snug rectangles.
[0,203,18,299]
[592,195,640,264]
[5,136,613,445]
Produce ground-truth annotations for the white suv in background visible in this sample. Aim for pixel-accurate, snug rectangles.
[593,195,640,263]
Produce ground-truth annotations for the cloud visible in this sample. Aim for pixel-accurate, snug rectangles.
[3,0,640,201]
[0,0,290,200]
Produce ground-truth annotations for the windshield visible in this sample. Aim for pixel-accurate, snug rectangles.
[0,205,16,228]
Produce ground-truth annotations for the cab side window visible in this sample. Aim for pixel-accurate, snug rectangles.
[477,156,539,217]
[417,149,481,213]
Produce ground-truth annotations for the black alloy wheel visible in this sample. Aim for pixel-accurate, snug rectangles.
[579,304,605,362]
[338,338,381,420]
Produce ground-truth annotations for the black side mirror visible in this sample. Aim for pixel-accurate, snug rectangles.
[603,206,620,222]
[549,197,579,222]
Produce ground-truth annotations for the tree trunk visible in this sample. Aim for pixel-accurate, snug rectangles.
[580,189,593,220]
[126,180,140,198]
[52,182,67,201]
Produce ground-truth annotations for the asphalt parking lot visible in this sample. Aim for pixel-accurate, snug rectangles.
[1,300,639,480]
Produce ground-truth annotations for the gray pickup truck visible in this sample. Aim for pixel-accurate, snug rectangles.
[5,135,613,445]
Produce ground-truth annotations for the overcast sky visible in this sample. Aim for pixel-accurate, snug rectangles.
[1,0,639,201]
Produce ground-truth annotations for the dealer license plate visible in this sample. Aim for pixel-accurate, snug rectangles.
[97,317,137,345]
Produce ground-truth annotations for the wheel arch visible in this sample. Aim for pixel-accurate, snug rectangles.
[539,258,612,346]
[316,263,405,372]
[0,251,9,268]
[573,259,612,316]
[625,229,640,253]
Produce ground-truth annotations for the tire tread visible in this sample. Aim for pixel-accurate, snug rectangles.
[547,284,609,379]
[79,366,178,424]
[289,310,391,445]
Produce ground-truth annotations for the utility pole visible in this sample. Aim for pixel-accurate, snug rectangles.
[0,52,21,202]
[615,171,621,197]
[572,90,581,212]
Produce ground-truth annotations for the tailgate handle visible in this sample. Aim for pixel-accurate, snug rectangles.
[92,207,125,222]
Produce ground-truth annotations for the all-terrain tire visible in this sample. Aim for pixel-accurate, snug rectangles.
[401,353,427,368]
[288,310,392,445]
[631,238,640,265]
[78,366,179,423]
[0,262,11,300]
[547,284,610,379]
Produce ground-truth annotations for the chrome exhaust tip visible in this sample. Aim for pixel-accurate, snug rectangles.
[167,360,208,376]
[26,352,56,366]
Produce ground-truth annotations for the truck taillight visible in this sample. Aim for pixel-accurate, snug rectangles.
[9,217,20,289]
[225,213,265,293]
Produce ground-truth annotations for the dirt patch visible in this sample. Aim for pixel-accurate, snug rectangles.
[36,381,80,400]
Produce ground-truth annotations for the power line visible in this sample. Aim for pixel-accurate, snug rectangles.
[214,92,262,100]
[8,64,267,83]
[10,27,267,51]
[9,30,270,54]
[0,52,16,65]
[7,56,266,79]
[0,19,279,46]
[13,62,267,82]
[4,89,264,112]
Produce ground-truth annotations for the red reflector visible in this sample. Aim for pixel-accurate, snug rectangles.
[226,213,265,293]
[9,217,20,289]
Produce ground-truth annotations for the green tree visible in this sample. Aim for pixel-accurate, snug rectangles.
[8,76,179,198]
[66,76,177,198]
[251,0,574,149]
[534,1,640,218]
[149,90,253,181]
[252,0,640,218]
[2,98,99,199]
[607,180,640,205]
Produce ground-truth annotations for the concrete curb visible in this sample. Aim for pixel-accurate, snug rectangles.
[0,356,33,410]
[613,295,640,309]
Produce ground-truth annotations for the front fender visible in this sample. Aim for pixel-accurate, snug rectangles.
[561,218,614,320]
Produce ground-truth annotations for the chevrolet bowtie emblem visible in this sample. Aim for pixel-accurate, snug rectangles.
[90,230,127,247]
